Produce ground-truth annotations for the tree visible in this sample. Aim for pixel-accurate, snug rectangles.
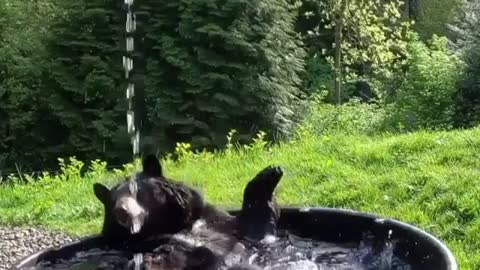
[304,0,411,103]
[412,0,463,40]
[454,42,480,128]
[400,0,421,19]
[0,0,64,172]
[331,0,347,104]
[448,0,480,53]
[450,0,480,127]
[42,0,130,168]
[389,34,463,130]
[140,0,306,152]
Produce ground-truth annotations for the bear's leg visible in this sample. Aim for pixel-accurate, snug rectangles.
[237,165,283,241]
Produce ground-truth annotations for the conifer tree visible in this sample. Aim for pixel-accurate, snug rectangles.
[44,0,130,166]
[0,0,65,171]
[141,0,306,151]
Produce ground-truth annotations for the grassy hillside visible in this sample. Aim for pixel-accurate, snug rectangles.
[1,127,479,269]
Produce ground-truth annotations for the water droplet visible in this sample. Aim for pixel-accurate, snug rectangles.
[126,83,134,99]
[375,218,385,224]
[133,253,142,270]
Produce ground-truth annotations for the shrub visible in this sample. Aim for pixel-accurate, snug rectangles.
[452,2,480,128]
[301,93,387,136]
[303,55,335,96]
[387,33,463,131]
[454,42,480,128]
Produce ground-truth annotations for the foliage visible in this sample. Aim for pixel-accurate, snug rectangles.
[303,55,335,95]
[141,0,306,152]
[44,0,130,165]
[412,0,463,40]
[0,0,134,173]
[448,0,480,54]
[0,0,307,173]
[2,128,480,269]
[295,0,335,99]
[0,0,63,172]
[306,0,411,102]
[386,34,464,130]
[302,93,387,135]
[295,0,332,49]
[452,1,480,128]
[2,0,480,177]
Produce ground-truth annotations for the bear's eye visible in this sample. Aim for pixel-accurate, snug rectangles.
[114,207,129,225]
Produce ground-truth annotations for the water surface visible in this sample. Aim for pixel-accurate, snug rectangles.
[25,230,412,270]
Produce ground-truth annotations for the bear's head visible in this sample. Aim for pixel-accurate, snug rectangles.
[94,178,147,235]
[93,154,205,244]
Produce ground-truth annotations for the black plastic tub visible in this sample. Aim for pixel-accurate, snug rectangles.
[9,207,457,270]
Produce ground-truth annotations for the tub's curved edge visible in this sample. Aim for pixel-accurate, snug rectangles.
[10,234,103,269]
[9,207,458,270]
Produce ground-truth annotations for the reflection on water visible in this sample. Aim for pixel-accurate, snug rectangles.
[24,230,411,270]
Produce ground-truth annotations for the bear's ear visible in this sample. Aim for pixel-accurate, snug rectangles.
[142,154,163,178]
[93,183,111,205]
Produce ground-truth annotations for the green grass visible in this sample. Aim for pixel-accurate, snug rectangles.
[1,128,480,269]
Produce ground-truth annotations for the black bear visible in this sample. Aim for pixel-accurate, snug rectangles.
[93,168,206,245]
[93,154,283,269]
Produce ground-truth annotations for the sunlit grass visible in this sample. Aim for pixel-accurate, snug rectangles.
[0,128,479,269]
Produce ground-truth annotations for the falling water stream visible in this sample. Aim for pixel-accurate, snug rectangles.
[123,0,142,268]
[123,0,140,158]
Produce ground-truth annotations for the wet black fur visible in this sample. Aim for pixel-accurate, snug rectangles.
[93,154,283,269]
[237,165,282,240]
[139,235,262,270]
[93,156,206,245]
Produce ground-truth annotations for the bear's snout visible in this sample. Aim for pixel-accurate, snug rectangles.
[114,196,148,234]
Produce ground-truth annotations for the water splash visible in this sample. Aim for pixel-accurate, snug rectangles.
[131,253,143,270]
[249,231,411,270]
